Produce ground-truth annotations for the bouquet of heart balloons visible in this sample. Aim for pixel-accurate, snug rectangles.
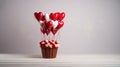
[34,12,65,58]
[34,12,65,35]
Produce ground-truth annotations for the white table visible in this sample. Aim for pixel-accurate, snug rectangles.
[0,54,120,67]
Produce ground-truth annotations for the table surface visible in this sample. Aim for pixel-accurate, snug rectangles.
[0,54,120,67]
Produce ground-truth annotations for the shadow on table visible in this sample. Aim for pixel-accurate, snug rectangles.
[27,55,57,59]
[27,55,43,58]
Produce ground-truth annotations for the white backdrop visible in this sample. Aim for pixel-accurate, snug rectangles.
[0,0,120,54]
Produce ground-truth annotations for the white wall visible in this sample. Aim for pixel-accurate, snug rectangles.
[0,0,120,54]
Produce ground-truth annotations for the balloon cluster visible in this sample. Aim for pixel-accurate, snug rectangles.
[34,12,65,35]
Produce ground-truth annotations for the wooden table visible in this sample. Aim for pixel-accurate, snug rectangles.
[0,54,120,67]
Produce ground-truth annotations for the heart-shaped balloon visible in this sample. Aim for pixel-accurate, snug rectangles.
[51,21,64,35]
[56,21,64,30]
[38,12,44,21]
[58,12,65,21]
[34,12,39,22]
[45,13,50,21]
[44,21,53,29]
[50,13,58,21]
[51,27,58,35]
[52,20,58,29]
[56,12,60,20]
[40,28,46,34]
[46,28,51,35]
[34,12,44,22]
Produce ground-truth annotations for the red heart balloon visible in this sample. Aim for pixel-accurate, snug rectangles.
[38,12,44,21]
[34,12,44,22]
[51,21,64,35]
[50,13,58,21]
[44,21,53,35]
[34,12,39,22]
[40,28,46,34]
[56,21,64,30]
[58,12,65,21]
[41,26,51,35]
[44,21,53,29]
[56,12,60,20]
[51,27,58,35]
[46,28,51,35]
